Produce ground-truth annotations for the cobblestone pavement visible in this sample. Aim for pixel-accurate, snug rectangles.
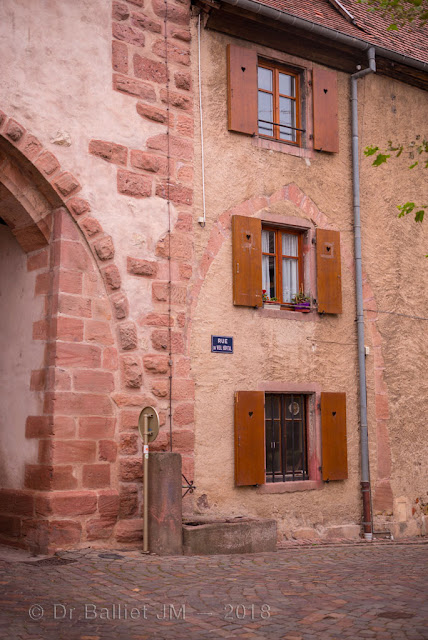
[0,541,427,640]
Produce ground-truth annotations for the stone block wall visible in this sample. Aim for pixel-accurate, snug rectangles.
[0,0,197,553]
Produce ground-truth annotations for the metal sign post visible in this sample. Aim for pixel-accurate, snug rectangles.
[138,406,160,553]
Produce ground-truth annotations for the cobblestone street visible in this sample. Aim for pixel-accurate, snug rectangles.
[0,541,427,640]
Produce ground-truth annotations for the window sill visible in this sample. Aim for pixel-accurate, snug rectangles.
[252,135,314,159]
[256,480,322,494]
[259,305,318,321]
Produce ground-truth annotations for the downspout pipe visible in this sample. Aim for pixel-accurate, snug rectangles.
[351,47,376,542]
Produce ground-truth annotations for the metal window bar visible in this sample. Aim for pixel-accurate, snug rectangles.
[258,119,306,133]
[270,394,275,483]
[301,396,306,481]
[291,394,295,481]
[266,394,309,482]
[280,394,284,482]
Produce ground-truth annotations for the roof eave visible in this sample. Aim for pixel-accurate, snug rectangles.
[217,0,428,73]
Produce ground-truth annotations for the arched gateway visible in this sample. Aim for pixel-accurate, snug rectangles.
[0,115,123,554]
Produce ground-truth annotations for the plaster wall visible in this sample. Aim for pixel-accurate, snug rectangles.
[0,0,175,326]
[0,226,43,488]
[0,0,426,544]
[189,26,428,538]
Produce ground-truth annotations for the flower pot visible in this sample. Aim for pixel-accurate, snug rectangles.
[293,302,311,312]
[264,303,281,310]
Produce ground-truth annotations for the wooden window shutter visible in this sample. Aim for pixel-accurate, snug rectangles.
[321,392,348,481]
[312,67,339,153]
[235,391,265,486]
[232,215,262,307]
[227,44,258,135]
[316,228,342,314]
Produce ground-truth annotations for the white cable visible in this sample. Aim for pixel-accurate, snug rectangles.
[198,13,206,227]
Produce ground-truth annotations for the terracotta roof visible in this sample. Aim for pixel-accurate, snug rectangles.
[252,0,428,65]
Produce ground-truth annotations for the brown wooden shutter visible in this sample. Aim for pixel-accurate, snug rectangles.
[316,228,342,314]
[227,44,258,135]
[321,392,348,481]
[235,391,265,486]
[232,215,262,307]
[312,67,339,153]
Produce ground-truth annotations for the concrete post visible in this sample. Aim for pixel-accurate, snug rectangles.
[147,452,182,555]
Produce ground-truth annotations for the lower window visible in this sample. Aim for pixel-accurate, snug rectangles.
[265,393,308,482]
[234,389,347,487]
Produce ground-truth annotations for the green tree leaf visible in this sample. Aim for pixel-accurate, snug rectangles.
[372,153,390,166]
[364,145,379,156]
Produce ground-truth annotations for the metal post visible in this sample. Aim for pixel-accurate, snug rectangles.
[143,413,150,553]
[138,406,160,554]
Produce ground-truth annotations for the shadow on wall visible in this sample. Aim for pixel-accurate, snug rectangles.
[0,224,44,488]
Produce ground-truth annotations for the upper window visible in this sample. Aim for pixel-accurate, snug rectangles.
[262,226,303,305]
[227,44,339,153]
[257,62,301,146]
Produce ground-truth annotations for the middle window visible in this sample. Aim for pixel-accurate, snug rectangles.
[262,226,303,305]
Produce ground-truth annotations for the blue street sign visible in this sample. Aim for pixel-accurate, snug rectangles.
[211,335,233,354]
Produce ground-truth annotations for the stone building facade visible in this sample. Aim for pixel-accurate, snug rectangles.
[0,0,426,553]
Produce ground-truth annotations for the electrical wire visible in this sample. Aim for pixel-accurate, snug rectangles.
[364,309,428,322]
[164,0,173,452]
[198,13,206,227]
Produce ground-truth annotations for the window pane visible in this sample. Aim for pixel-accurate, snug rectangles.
[279,97,296,142]
[258,91,273,136]
[266,430,281,476]
[265,395,281,478]
[286,396,302,419]
[262,229,275,254]
[262,255,276,300]
[279,73,295,97]
[273,420,281,474]
[282,233,298,257]
[282,258,299,302]
[266,394,308,482]
[286,421,304,473]
[258,67,272,91]
[272,395,280,419]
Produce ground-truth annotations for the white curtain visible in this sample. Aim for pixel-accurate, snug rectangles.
[262,231,272,295]
[282,234,298,257]
[282,234,298,302]
[262,255,270,294]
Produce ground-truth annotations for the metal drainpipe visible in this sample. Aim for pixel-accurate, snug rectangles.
[351,47,376,541]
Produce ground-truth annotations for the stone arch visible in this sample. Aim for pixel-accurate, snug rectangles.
[0,111,136,553]
[0,112,128,314]
[192,183,355,307]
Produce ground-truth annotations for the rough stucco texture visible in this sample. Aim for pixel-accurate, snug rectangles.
[189,28,428,539]
[0,0,426,545]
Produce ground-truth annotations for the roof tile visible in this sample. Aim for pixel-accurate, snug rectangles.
[253,0,428,64]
